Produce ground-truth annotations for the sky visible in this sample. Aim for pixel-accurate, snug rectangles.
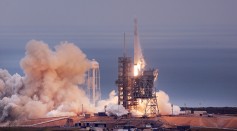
[0,0,237,107]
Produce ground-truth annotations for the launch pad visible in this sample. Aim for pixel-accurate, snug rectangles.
[1,19,237,131]
[116,56,159,116]
[116,19,159,116]
[15,114,237,130]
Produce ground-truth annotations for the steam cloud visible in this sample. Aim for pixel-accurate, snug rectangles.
[0,40,180,123]
[130,91,180,116]
[96,90,128,117]
[0,40,93,121]
[156,91,180,115]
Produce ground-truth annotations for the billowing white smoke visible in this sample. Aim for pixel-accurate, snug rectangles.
[96,90,128,117]
[131,90,180,116]
[96,90,117,111]
[106,104,128,117]
[157,90,180,115]
[0,39,180,122]
[0,40,93,121]
[96,90,180,116]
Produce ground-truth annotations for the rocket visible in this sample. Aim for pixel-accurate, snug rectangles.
[134,18,145,76]
[134,18,140,65]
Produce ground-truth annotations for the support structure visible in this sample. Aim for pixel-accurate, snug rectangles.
[116,57,133,110]
[134,69,159,116]
[116,19,159,116]
[86,59,101,106]
[145,98,159,116]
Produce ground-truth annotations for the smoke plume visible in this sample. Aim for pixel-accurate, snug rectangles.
[0,40,180,123]
[131,90,180,116]
[0,40,93,121]
[96,90,128,117]
[96,90,180,116]
[95,90,180,116]
[156,90,180,115]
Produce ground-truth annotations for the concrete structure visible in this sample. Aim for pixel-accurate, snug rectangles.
[179,110,192,115]
[86,59,101,106]
[17,115,237,130]
[194,111,207,116]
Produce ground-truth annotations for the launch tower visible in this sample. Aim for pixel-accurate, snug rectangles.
[116,19,159,116]
[117,56,133,109]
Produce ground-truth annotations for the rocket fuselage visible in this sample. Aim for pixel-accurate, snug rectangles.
[134,18,145,76]
[134,18,139,65]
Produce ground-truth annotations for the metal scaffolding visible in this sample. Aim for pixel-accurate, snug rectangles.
[116,57,134,110]
[133,69,159,116]
[116,18,159,116]
[116,59,159,115]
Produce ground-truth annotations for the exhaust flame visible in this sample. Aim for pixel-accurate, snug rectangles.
[134,64,140,76]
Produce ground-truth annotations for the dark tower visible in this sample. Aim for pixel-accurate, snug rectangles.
[116,56,133,109]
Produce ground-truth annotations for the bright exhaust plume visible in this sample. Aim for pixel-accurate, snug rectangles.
[134,18,146,76]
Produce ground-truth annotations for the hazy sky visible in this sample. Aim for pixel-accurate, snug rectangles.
[0,0,237,107]
[1,0,237,27]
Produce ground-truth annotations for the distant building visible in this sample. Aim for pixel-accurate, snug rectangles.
[185,110,192,114]
[193,111,207,116]
[179,110,191,115]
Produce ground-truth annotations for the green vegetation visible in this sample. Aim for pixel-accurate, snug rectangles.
[181,107,237,114]
[191,127,235,131]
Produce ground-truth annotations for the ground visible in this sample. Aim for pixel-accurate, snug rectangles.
[0,114,236,130]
